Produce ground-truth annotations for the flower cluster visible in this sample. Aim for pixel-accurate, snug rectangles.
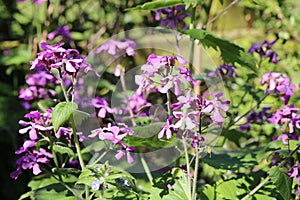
[11,110,54,179]
[89,123,135,164]
[261,72,295,104]
[153,5,190,30]
[134,54,230,148]
[268,104,300,133]
[48,25,72,42]
[248,40,279,64]
[30,42,91,76]
[135,54,195,95]
[19,70,59,102]
[96,39,136,57]
[10,146,53,180]
[239,107,271,131]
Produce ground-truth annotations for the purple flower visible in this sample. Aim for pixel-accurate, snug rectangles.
[173,111,199,130]
[93,97,113,118]
[19,110,53,140]
[147,54,187,67]
[202,93,230,124]
[10,148,53,179]
[126,92,152,116]
[178,67,197,85]
[239,107,271,131]
[159,75,182,96]
[135,54,190,95]
[48,25,72,41]
[208,64,239,79]
[268,104,300,133]
[153,5,190,30]
[2,49,11,55]
[288,164,300,184]
[261,72,295,104]
[115,145,135,164]
[248,40,279,64]
[96,39,136,57]
[158,117,177,139]
[19,70,59,101]
[89,123,133,144]
[30,42,91,76]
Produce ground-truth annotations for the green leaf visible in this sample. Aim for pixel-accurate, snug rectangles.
[150,168,190,200]
[127,123,177,148]
[53,144,74,156]
[203,150,258,170]
[129,0,183,11]
[52,102,78,132]
[76,168,97,185]
[216,180,239,199]
[185,29,257,73]
[73,110,90,126]
[269,166,292,200]
[18,191,34,200]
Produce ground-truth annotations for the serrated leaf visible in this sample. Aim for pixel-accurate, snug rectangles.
[269,166,292,200]
[53,144,74,156]
[129,0,183,11]
[185,29,257,73]
[52,102,78,132]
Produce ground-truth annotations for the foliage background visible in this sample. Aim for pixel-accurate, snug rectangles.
[1,0,300,199]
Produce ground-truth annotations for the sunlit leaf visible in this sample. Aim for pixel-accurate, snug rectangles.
[52,102,78,132]
[185,29,257,73]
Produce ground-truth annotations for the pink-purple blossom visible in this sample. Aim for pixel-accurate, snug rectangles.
[261,72,295,104]
[19,110,53,140]
[239,107,271,131]
[10,147,53,179]
[268,104,300,133]
[96,39,136,57]
[93,97,113,118]
[48,25,72,41]
[30,42,91,76]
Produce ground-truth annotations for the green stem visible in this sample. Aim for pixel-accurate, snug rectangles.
[227,95,268,129]
[59,75,88,199]
[120,68,136,126]
[166,91,172,117]
[43,167,83,199]
[188,6,197,71]
[183,136,193,200]
[241,176,270,200]
[140,153,153,185]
